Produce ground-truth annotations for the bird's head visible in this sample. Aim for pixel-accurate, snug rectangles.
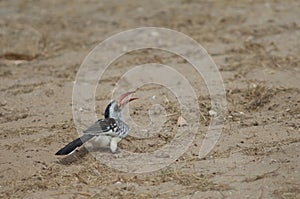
[104,91,138,120]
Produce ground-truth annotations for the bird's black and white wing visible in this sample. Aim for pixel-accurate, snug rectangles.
[83,118,119,136]
[84,118,129,138]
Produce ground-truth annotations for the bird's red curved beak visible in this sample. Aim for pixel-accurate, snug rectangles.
[116,91,138,108]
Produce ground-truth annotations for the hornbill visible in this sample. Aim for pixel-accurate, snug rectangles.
[55,91,138,155]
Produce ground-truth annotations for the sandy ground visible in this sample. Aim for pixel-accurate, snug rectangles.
[1,0,300,198]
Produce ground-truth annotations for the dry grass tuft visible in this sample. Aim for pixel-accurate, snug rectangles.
[244,84,275,111]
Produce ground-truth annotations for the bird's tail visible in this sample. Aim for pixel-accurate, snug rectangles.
[55,134,94,155]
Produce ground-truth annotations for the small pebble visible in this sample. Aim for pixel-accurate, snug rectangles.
[177,116,188,126]
[114,181,122,186]
[209,110,217,116]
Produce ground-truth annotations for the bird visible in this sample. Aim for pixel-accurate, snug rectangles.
[55,91,138,155]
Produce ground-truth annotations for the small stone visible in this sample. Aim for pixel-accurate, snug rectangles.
[62,124,69,129]
[114,181,122,186]
[209,110,217,116]
[177,116,188,126]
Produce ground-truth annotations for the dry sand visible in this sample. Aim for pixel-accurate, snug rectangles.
[0,0,299,198]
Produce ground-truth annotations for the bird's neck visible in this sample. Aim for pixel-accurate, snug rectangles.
[107,113,124,122]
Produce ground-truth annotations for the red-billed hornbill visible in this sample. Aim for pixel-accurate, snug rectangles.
[55,91,138,155]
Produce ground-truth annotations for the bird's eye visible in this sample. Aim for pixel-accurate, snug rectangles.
[114,105,119,111]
